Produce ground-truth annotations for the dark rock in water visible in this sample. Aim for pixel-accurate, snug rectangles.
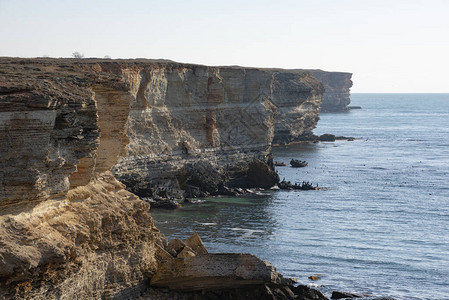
[278,179,318,191]
[246,159,280,189]
[142,197,181,209]
[348,106,362,109]
[318,134,336,142]
[275,161,287,166]
[290,159,308,168]
[331,291,363,299]
[214,184,239,196]
[273,131,355,145]
[184,160,223,194]
[291,285,329,300]
[184,184,209,198]
[335,136,355,141]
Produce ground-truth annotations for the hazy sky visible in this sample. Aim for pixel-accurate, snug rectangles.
[1,0,448,92]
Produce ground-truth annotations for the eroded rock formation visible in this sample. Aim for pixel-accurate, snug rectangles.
[109,63,323,199]
[0,57,325,298]
[0,59,159,298]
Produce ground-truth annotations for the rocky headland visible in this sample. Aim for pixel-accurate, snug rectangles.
[0,57,396,300]
[0,57,327,299]
[310,70,353,112]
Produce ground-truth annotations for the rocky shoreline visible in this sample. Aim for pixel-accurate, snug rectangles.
[0,58,395,299]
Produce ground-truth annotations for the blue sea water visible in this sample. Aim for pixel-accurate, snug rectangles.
[151,94,449,300]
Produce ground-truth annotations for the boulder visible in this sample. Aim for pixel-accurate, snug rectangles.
[166,238,186,257]
[150,253,292,291]
[154,244,175,269]
[184,231,208,255]
[177,246,197,258]
[246,159,280,189]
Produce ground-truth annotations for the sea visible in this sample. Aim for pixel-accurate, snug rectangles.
[151,94,449,300]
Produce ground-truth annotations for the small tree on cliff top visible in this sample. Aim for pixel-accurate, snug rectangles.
[72,52,84,59]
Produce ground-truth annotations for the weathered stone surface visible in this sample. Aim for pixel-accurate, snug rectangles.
[0,58,325,201]
[0,58,158,299]
[271,71,323,144]
[150,253,292,291]
[111,63,306,198]
[0,58,327,299]
[184,231,208,255]
[177,246,197,258]
[166,238,186,257]
[154,244,175,269]
[0,172,159,299]
[311,70,353,112]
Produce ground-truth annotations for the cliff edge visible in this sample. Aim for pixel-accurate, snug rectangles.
[0,58,324,298]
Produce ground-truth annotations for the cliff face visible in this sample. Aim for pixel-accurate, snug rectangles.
[311,70,353,112]
[270,71,323,144]
[0,58,324,298]
[0,59,159,298]
[113,64,277,197]
[104,63,323,198]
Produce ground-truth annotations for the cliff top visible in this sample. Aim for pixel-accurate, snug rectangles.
[0,57,332,76]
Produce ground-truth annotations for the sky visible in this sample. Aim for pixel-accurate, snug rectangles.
[1,0,448,92]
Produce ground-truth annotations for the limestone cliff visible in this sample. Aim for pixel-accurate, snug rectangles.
[105,63,323,198]
[269,70,323,145]
[0,58,159,299]
[0,58,324,298]
[310,70,353,112]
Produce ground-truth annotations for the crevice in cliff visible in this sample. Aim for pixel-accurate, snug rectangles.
[68,86,132,188]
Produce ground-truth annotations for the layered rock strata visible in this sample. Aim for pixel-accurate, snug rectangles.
[0,57,324,298]
[310,70,353,112]
[110,63,323,199]
[148,232,299,299]
[270,71,323,145]
[0,58,324,204]
[0,59,160,298]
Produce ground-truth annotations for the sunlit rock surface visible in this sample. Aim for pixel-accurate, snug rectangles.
[0,58,325,298]
[311,70,353,112]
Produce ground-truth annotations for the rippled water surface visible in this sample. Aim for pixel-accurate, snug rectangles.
[151,94,449,299]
